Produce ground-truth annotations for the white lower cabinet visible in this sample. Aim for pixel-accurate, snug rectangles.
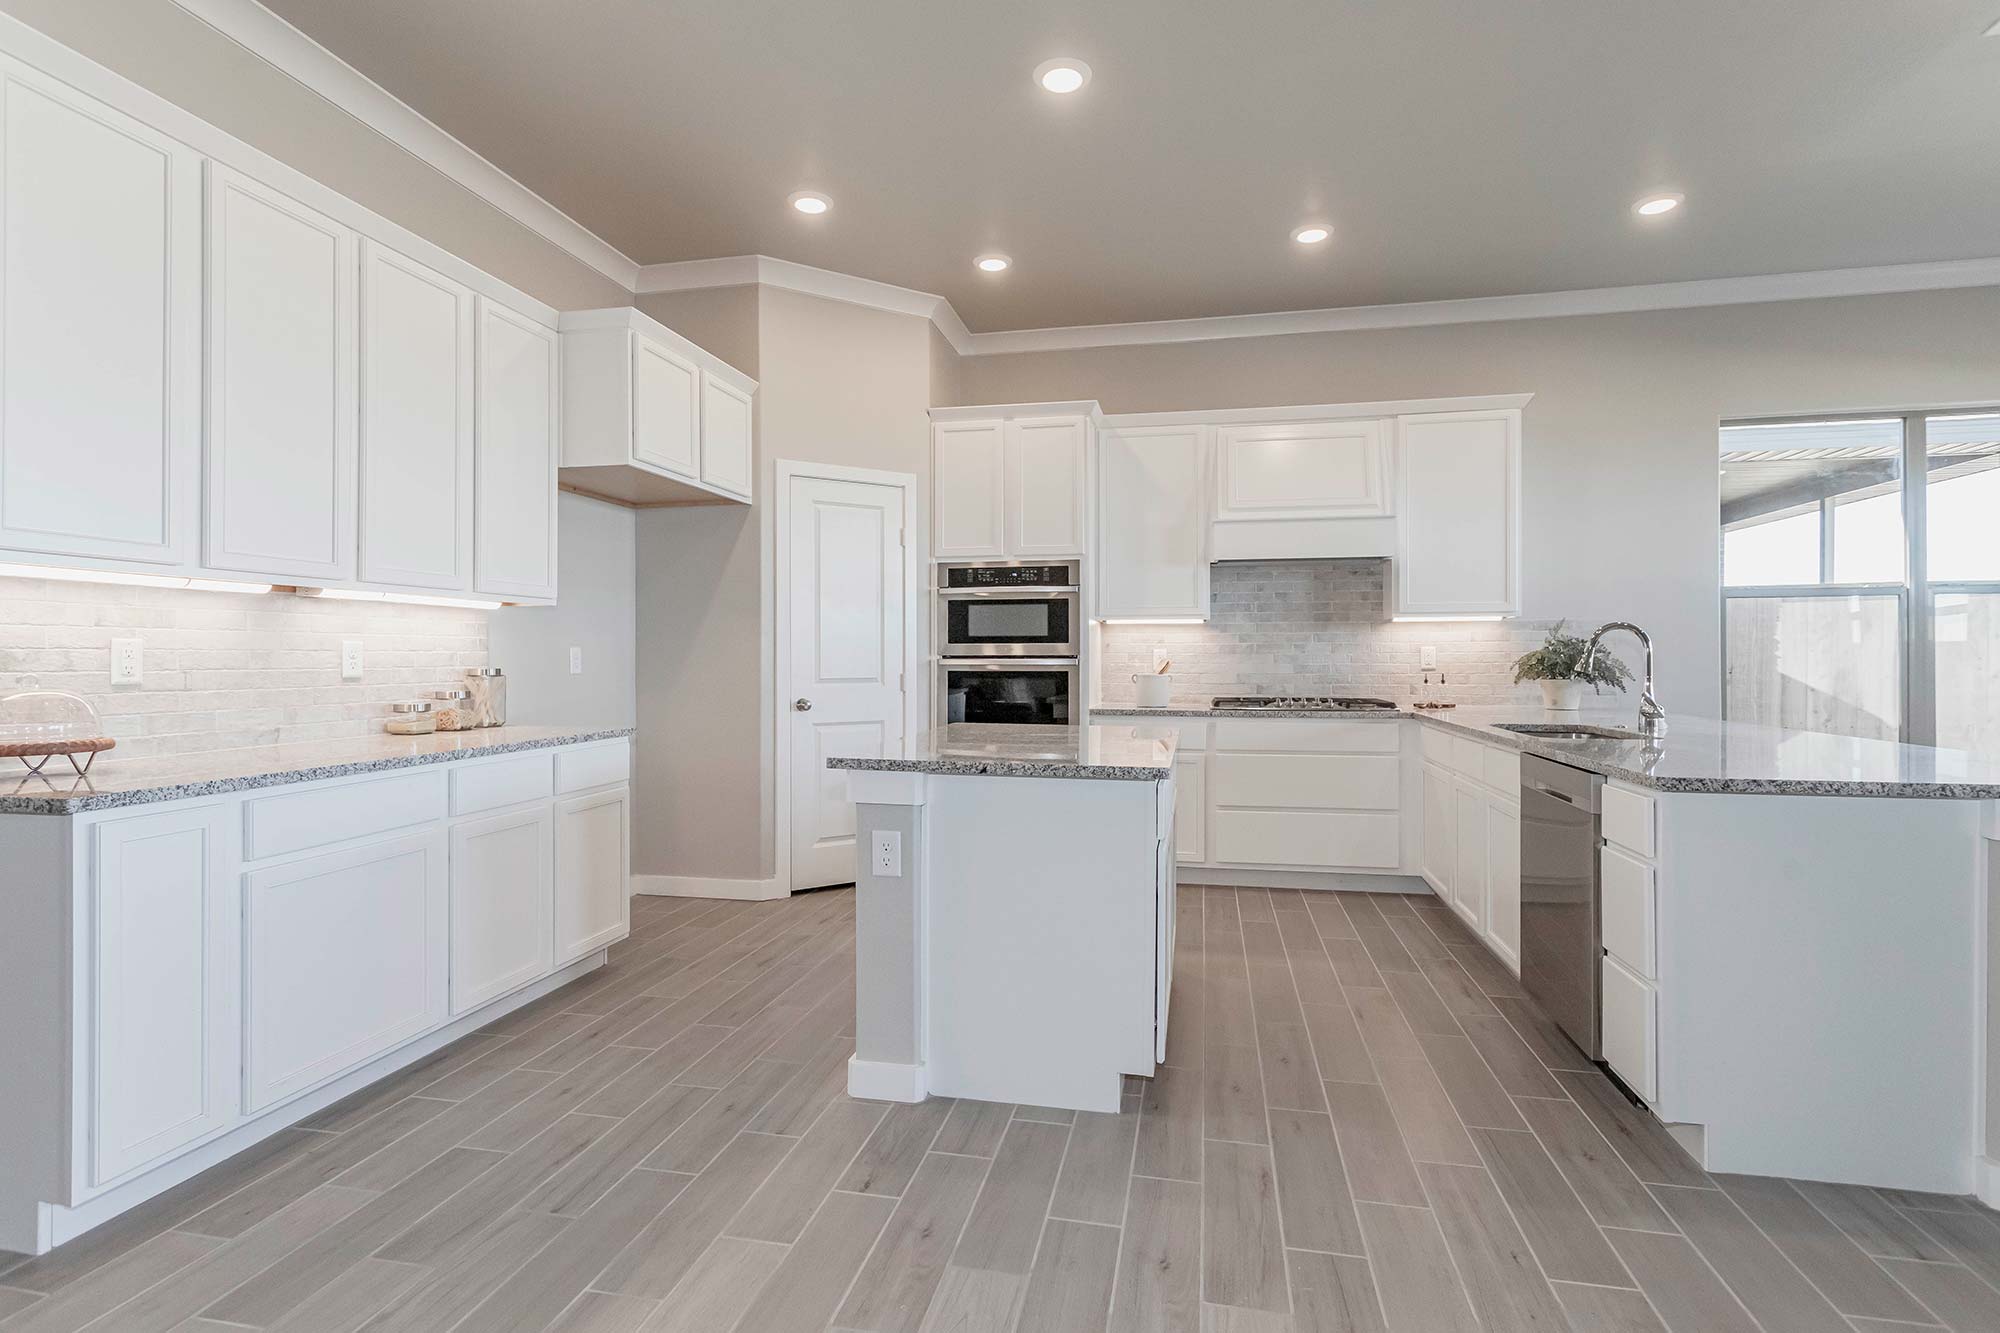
[1600,783,1661,1103]
[1451,777,1489,931]
[1173,753,1206,863]
[1486,797,1522,968]
[1600,954,1657,1103]
[242,830,448,1112]
[450,805,556,1014]
[555,787,631,966]
[88,805,236,1186]
[1418,724,1521,973]
[1420,761,1455,895]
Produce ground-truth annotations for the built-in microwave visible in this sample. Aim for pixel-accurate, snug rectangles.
[937,658,1078,727]
[936,560,1080,658]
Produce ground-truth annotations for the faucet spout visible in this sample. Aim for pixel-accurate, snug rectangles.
[1582,622,1666,737]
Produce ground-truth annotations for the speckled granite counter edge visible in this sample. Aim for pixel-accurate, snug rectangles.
[1088,706,1416,721]
[0,728,637,816]
[828,755,1174,782]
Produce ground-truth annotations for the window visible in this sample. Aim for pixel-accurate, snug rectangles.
[1721,410,2000,753]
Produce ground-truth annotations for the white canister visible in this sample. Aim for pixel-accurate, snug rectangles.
[1132,673,1174,709]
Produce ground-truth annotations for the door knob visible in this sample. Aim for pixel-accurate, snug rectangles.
[794,698,813,712]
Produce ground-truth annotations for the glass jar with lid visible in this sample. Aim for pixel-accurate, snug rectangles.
[384,701,436,736]
[463,668,507,728]
[426,689,472,731]
[0,677,114,773]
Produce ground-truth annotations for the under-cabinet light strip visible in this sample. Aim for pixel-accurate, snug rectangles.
[0,561,274,594]
[295,587,506,610]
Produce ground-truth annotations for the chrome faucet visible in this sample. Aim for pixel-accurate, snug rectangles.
[1581,622,1666,738]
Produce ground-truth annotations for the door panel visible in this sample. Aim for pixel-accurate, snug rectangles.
[1007,417,1087,556]
[1173,753,1206,863]
[0,64,200,566]
[451,805,554,1012]
[788,473,908,889]
[1216,419,1387,519]
[1420,762,1455,897]
[555,787,630,965]
[700,371,754,498]
[934,420,1005,558]
[1098,426,1208,619]
[1393,411,1520,616]
[1452,779,1489,931]
[474,299,558,600]
[1486,797,1521,970]
[632,334,699,478]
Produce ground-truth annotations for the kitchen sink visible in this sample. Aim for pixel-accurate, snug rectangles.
[1493,722,1647,741]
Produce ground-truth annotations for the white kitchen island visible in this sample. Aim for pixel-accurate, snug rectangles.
[831,724,1177,1113]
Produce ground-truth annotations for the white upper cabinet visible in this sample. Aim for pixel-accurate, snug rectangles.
[700,369,754,500]
[1393,409,1521,617]
[1098,426,1209,619]
[0,61,201,569]
[932,406,1094,559]
[1215,418,1388,521]
[358,242,473,591]
[557,307,756,508]
[474,298,559,602]
[932,419,1007,558]
[204,166,357,581]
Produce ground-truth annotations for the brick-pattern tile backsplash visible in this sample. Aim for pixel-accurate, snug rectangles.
[1097,560,1576,708]
[0,579,488,758]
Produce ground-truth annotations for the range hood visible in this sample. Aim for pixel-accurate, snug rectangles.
[1210,516,1395,562]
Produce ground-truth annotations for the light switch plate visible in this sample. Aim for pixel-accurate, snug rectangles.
[569,646,584,675]
[341,639,364,681]
[110,637,142,686]
[1420,645,1439,670]
[871,829,902,877]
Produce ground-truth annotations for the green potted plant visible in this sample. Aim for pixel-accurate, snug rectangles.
[1512,622,1633,711]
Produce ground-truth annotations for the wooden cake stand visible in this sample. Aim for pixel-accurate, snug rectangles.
[0,737,115,775]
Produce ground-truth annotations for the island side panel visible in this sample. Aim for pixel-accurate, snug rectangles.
[850,794,927,1101]
[0,814,75,1253]
[1659,792,1980,1192]
[1986,807,2000,1205]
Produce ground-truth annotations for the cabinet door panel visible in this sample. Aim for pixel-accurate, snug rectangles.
[474,299,558,600]
[1393,410,1520,616]
[555,787,630,965]
[1209,808,1401,869]
[1486,798,1521,971]
[632,334,698,478]
[1209,752,1400,810]
[1006,417,1086,556]
[451,805,554,1013]
[933,420,1006,558]
[1601,955,1657,1103]
[243,830,448,1111]
[1452,779,1488,931]
[359,242,473,590]
[90,805,235,1185]
[1097,426,1207,618]
[1420,762,1455,897]
[205,166,356,580]
[1173,753,1206,863]
[699,370,753,498]
[0,64,200,566]
[1216,419,1386,519]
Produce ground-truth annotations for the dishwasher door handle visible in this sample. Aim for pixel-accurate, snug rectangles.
[1528,784,1576,804]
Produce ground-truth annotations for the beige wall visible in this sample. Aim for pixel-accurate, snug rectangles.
[0,0,630,311]
[490,493,637,731]
[929,325,964,408]
[961,286,2000,714]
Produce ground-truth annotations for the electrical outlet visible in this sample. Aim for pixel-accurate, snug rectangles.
[1420,645,1439,670]
[341,639,364,681]
[110,637,143,686]
[871,829,902,878]
[569,646,584,675]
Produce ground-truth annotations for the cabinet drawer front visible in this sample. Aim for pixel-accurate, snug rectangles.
[1481,746,1521,796]
[1602,785,1656,858]
[1420,724,1454,765]
[1212,719,1400,754]
[1162,720,1209,751]
[244,770,446,861]
[1600,845,1656,978]
[1210,753,1400,811]
[557,740,631,794]
[451,753,554,815]
[1449,736,1485,779]
[1209,809,1401,869]
[1600,955,1657,1104]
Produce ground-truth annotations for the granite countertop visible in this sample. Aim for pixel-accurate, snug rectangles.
[829,723,1177,782]
[1089,704,1412,721]
[0,725,635,815]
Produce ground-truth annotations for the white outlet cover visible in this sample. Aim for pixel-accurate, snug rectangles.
[340,639,364,681]
[1420,645,1439,670]
[110,637,143,686]
[569,646,584,674]
[871,829,902,877]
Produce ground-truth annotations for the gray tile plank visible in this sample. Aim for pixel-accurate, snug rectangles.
[1415,956,1500,1019]
[1016,1219,1120,1333]
[952,1119,1071,1276]
[1300,1002,1375,1086]
[515,1082,716,1218]
[1346,987,1423,1066]
[1108,1175,1201,1333]
[1258,1022,1327,1113]
[1353,1201,1480,1333]
[1650,1182,1849,1333]
[1471,1127,1631,1287]
[360,1210,571,1333]
[1268,1109,1363,1258]
[1490,996,1593,1072]
[729,1189,895,1333]
[1417,1161,1573,1332]
[639,1234,786,1333]
[840,1097,959,1196]
[932,1100,1016,1158]
[525,995,673,1074]
[1900,1202,2000,1293]
[1051,1104,1142,1227]
[1323,1081,1424,1208]
[1549,1281,1670,1332]
[1456,1014,1567,1099]
[1602,1226,1766,1333]
[1374,1058,1479,1167]
[1205,977,1259,1048]
[1386,914,1455,962]
[575,1024,732,1118]
[1380,970,1460,1037]
[1200,1139,1288,1313]
[1286,1247,1387,1333]
[638,1056,801,1174]
[914,1266,1028,1333]
[332,1070,552,1193]
[1306,894,1360,942]
[1322,939,1383,990]
[747,1038,857,1136]
[264,1257,426,1332]
[462,1043,647,1153]
[1876,1258,2000,1331]
[835,1152,993,1333]
[0,1290,38,1321]
[1556,1070,1709,1188]
[0,1231,218,1333]
[1204,1042,1268,1145]
[1714,1173,1934,1322]
[1512,1095,1674,1233]
[594,1133,793,1298]
[1354,923,1420,976]
[1448,943,1527,1000]
[1134,1063,1203,1183]
[1198,1303,1293,1331]
[377,1111,609,1265]
[1787,1179,1956,1262]
[1415,1032,1527,1131]
[545,1290,658,1333]
[728,1099,890,1243]
[1287,949,1346,1010]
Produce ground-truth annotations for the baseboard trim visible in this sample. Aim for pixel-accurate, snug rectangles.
[632,873,788,901]
[848,1057,926,1103]
[1174,866,1430,893]
[1978,1155,2000,1209]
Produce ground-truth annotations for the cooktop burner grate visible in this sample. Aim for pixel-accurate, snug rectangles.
[1209,695,1398,711]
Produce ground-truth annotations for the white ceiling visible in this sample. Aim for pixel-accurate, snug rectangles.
[256,0,2000,333]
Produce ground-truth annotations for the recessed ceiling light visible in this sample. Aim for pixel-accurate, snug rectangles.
[788,190,831,215]
[1034,58,1091,94]
[1633,192,1684,217]
[1291,224,1332,245]
[975,254,1012,273]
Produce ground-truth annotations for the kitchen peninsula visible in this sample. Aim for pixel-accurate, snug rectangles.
[830,724,1177,1113]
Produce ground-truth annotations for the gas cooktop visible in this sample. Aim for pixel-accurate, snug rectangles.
[1210,695,1398,711]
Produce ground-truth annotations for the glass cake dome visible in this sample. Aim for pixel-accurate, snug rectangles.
[0,678,111,773]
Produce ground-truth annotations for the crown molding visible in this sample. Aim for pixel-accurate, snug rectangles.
[635,255,976,353]
[169,0,642,290]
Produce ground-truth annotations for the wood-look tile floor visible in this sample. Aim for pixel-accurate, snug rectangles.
[7,884,2000,1332]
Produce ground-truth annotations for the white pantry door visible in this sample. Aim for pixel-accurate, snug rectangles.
[787,473,907,890]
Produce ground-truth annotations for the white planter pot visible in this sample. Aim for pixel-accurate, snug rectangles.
[1133,674,1174,708]
[1539,679,1585,711]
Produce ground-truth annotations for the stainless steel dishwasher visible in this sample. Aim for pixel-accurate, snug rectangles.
[1519,755,1604,1059]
